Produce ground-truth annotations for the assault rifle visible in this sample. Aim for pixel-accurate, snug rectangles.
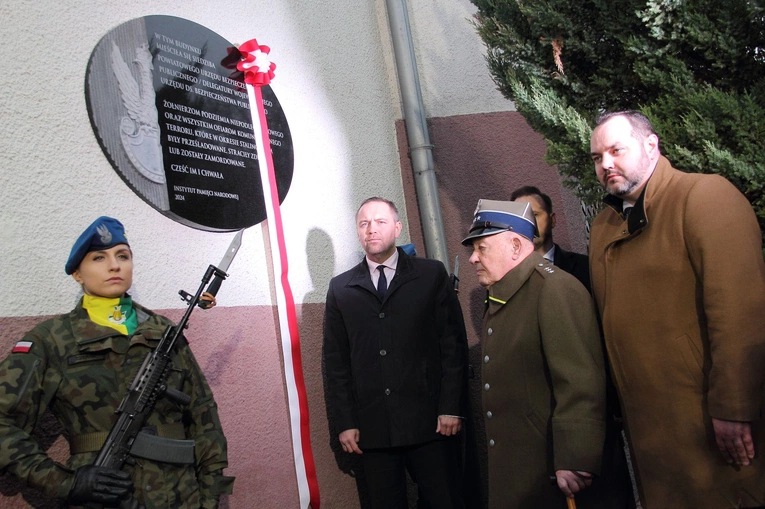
[93,231,242,506]
[94,264,224,470]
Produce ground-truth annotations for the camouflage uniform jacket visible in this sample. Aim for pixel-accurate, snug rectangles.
[0,299,233,508]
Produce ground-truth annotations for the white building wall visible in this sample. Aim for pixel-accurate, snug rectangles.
[400,0,515,118]
[0,2,520,506]
[0,1,417,317]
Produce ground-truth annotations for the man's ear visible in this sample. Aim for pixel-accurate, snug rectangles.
[511,237,523,257]
[72,271,82,285]
[394,221,402,238]
[645,133,660,158]
[550,211,557,229]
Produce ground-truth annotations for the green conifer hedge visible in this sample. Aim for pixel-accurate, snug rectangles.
[472,0,764,248]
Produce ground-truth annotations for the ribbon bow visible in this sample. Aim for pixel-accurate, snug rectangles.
[236,39,276,86]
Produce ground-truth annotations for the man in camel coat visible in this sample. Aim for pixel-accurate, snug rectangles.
[589,110,765,508]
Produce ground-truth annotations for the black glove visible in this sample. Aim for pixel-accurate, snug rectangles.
[68,464,134,506]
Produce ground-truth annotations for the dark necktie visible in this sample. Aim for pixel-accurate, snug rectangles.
[623,206,633,218]
[376,266,388,299]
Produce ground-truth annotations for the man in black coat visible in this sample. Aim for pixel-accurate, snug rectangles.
[323,197,468,509]
[510,186,590,292]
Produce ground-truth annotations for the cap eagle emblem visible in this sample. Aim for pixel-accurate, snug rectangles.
[96,224,113,244]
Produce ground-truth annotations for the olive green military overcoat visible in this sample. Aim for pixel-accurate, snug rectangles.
[590,156,765,508]
[481,252,606,509]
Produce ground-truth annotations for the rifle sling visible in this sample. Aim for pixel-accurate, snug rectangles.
[70,423,195,465]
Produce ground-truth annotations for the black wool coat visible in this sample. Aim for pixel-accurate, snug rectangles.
[323,248,468,450]
[553,243,591,294]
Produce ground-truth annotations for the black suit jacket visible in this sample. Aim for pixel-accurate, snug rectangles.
[553,243,591,294]
[323,248,468,449]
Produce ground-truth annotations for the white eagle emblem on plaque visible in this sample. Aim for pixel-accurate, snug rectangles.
[110,42,165,184]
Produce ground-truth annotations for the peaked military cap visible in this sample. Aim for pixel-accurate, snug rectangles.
[65,216,129,274]
[462,199,538,245]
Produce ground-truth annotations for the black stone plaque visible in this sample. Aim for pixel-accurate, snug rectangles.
[85,15,294,231]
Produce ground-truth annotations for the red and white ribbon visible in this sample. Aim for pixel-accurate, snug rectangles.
[239,39,320,509]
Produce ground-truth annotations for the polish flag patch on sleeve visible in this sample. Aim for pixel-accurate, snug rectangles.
[12,341,33,354]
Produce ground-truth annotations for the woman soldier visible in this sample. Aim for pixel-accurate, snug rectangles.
[0,217,234,508]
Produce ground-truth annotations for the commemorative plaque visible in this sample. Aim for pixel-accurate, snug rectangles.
[85,16,294,231]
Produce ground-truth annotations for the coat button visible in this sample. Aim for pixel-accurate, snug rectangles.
[380,349,387,356]
[483,355,489,364]
[487,328,493,336]
[379,312,385,318]
[484,383,490,391]
[489,439,495,447]
[145,485,152,492]
[486,411,492,419]
[384,388,390,395]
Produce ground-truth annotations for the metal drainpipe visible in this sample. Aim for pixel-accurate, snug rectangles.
[385,0,450,270]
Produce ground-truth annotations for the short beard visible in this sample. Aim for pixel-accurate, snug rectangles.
[604,150,652,197]
[605,173,642,197]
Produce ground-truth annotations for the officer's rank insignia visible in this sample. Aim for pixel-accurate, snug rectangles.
[12,341,33,353]
[109,305,127,325]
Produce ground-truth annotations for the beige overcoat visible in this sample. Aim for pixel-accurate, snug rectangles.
[482,252,606,509]
[590,156,765,508]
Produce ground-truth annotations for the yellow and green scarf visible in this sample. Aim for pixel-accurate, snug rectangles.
[82,294,138,335]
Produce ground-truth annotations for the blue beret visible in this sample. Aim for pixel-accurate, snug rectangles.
[462,199,538,245]
[65,216,129,274]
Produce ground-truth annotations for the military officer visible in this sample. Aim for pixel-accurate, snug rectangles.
[463,200,606,509]
[0,216,233,508]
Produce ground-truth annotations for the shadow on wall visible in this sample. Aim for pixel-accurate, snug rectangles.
[304,229,336,304]
[297,228,375,508]
[201,327,242,389]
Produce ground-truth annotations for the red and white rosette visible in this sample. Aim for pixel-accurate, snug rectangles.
[238,39,320,509]
[237,39,276,86]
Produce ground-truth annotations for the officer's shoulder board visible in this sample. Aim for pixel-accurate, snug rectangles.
[534,262,556,278]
